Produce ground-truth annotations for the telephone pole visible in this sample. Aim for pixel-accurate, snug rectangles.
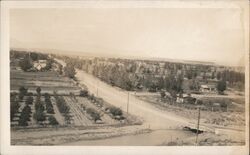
[195,107,201,145]
[96,79,99,97]
[127,91,129,114]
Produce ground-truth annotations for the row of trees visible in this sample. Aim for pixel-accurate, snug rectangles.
[54,94,71,124]
[44,93,55,114]
[18,96,33,126]
[216,70,244,83]
[18,105,32,126]
[33,95,46,123]
[11,86,59,126]
[91,63,185,93]
[10,93,20,121]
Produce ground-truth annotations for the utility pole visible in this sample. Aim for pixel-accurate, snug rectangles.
[96,79,99,97]
[195,107,201,145]
[127,91,129,114]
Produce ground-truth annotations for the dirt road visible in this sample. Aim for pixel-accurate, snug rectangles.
[55,58,245,133]
[75,70,193,129]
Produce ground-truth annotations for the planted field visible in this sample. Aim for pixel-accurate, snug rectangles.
[10,70,81,94]
[71,96,121,125]
[11,94,128,128]
[11,93,62,127]
[10,67,133,129]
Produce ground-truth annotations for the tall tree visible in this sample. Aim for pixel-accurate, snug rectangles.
[19,55,33,71]
[64,63,76,78]
[217,80,227,94]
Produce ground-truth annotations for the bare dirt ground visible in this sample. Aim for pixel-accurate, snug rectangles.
[135,94,245,129]
[11,125,150,145]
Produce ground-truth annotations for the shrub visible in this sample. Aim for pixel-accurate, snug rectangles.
[48,116,59,125]
[21,87,27,94]
[80,90,88,97]
[22,105,31,115]
[27,92,33,96]
[88,94,95,101]
[44,95,54,114]
[18,105,32,126]
[160,91,166,98]
[54,96,70,114]
[35,102,45,112]
[25,96,33,105]
[81,105,86,111]
[33,110,46,122]
[86,108,101,122]
[18,117,28,126]
[184,97,196,104]
[46,105,55,114]
[19,86,28,100]
[10,98,20,121]
[109,107,123,116]
[36,87,41,94]
[44,93,50,98]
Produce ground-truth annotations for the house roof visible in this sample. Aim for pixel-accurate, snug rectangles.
[200,84,216,89]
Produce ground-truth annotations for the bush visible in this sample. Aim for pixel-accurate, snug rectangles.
[25,96,33,105]
[48,116,59,125]
[22,105,31,115]
[10,97,20,121]
[184,97,196,104]
[109,107,123,116]
[18,105,32,126]
[44,93,50,98]
[160,91,166,98]
[27,92,33,96]
[33,110,46,122]
[86,108,101,122]
[80,90,88,97]
[36,87,41,94]
[54,96,70,114]
[19,86,28,100]
[88,94,96,101]
[46,105,55,114]
[18,117,28,126]
[44,95,54,114]
[35,102,45,112]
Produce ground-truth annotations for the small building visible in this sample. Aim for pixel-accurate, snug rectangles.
[33,60,47,71]
[211,103,221,112]
[176,93,196,104]
[200,84,217,93]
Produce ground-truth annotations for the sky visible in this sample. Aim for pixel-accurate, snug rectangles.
[10,8,246,66]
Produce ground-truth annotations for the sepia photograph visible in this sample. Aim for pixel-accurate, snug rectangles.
[0,0,249,155]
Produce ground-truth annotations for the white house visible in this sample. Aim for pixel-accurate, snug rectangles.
[33,60,47,71]
[200,84,216,93]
